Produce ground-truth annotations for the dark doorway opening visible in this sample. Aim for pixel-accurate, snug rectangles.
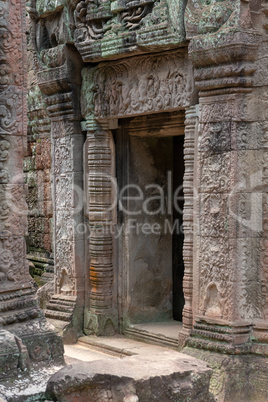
[115,112,185,330]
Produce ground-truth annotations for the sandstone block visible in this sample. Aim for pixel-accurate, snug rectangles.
[46,351,212,401]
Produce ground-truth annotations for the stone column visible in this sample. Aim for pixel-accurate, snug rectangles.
[187,27,263,353]
[0,0,63,379]
[83,118,117,336]
[37,47,85,342]
[178,105,198,347]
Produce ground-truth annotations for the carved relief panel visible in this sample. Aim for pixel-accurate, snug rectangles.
[82,49,193,122]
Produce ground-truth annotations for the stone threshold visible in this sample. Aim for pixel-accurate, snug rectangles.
[78,334,174,358]
[123,321,182,350]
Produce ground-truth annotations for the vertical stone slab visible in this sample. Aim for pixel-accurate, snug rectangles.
[0,0,63,376]
[27,2,86,341]
[186,1,264,352]
[37,58,85,342]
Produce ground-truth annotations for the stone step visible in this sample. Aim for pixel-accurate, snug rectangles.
[47,299,75,308]
[44,309,72,322]
[45,303,74,313]
[78,337,134,358]
[77,334,173,358]
[123,324,179,350]
[41,272,54,282]
[50,295,77,302]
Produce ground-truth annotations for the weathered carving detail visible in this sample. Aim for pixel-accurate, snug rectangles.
[73,0,187,61]
[119,0,154,31]
[185,0,236,38]
[0,0,64,374]
[199,153,233,194]
[74,0,113,41]
[82,50,193,121]
[27,2,85,338]
[185,0,266,352]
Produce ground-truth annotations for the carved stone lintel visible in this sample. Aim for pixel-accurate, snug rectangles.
[81,49,194,121]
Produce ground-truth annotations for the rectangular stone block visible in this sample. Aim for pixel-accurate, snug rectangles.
[198,152,234,193]
[46,351,212,402]
[198,236,237,320]
[53,135,84,175]
[54,172,83,210]
[0,184,28,236]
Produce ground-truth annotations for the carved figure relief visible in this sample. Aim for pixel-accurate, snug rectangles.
[203,282,222,318]
[199,236,234,319]
[82,50,193,120]
[54,137,72,175]
[55,239,75,295]
[185,0,236,38]
[238,238,262,320]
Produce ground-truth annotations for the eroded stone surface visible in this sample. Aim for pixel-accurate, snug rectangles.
[25,0,268,398]
[0,0,64,379]
[46,351,212,401]
[185,347,268,402]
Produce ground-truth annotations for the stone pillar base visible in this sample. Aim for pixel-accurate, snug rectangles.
[187,318,252,354]
[184,347,268,402]
[0,284,64,371]
[7,318,64,366]
[178,329,191,351]
[84,311,118,336]
[0,330,29,380]
[251,321,268,357]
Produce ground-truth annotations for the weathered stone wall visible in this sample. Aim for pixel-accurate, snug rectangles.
[24,16,54,282]
[0,0,63,379]
[23,0,268,398]
[24,135,53,256]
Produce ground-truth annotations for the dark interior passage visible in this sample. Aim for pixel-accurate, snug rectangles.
[115,113,185,325]
[172,136,185,321]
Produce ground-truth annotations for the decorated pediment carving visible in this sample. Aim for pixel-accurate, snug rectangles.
[73,0,187,61]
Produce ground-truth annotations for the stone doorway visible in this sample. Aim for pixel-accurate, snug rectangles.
[115,111,185,344]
